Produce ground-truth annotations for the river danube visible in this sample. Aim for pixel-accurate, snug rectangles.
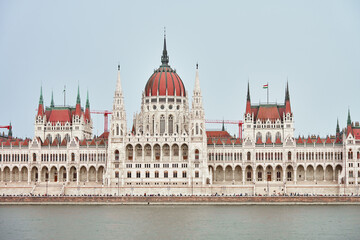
[0,205,359,240]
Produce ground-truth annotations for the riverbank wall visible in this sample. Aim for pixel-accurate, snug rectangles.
[1,196,360,205]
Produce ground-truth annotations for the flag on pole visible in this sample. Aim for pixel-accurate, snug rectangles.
[263,84,268,89]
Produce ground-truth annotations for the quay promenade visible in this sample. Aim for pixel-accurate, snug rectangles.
[1,195,360,205]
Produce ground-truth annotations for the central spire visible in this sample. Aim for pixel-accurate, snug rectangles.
[161,28,169,66]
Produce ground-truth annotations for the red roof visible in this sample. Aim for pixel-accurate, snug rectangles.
[234,138,242,145]
[275,137,282,144]
[51,138,59,146]
[297,136,304,144]
[257,106,280,120]
[316,136,323,144]
[60,139,67,146]
[216,139,223,145]
[207,138,213,145]
[144,66,185,97]
[99,131,109,139]
[256,137,263,145]
[265,137,272,144]
[48,109,72,123]
[306,137,313,144]
[353,128,360,140]
[325,136,332,144]
[206,131,231,138]
[225,138,232,145]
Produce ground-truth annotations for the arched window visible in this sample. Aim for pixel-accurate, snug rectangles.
[168,115,173,134]
[182,171,187,178]
[114,150,119,161]
[276,132,281,141]
[195,149,199,160]
[164,171,168,178]
[155,171,159,178]
[65,134,70,142]
[173,171,177,178]
[56,134,61,143]
[247,152,251,161]
[266,132,271,141]
[348,149,353,160]
[196,123,199,135]
[71,153,75,162]
[160,115,165,134]
[33,153,37,162]
[256,132,262,141]
[116,124,119,135]
[288,151,292,161]
[145,171,150,178]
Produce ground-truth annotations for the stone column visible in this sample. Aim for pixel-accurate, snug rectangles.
[283,168,286,183]
[28,168,31,184]
[294,168,297,184]
[333,166,336,182]
[253,169,256,183]
[242,169,245,185]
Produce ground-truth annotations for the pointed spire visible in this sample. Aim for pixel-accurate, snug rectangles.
[161,28,169,66]
[194,63,200,91]
[39,86,44,105]
[222,119,225,131]
[37,86,44,117]
[285,81,291,114]
[247,81,250,102]
[116,64,122,93]
[8,122,12,138]
[285,81,290,102]
[246,82,251,114]
[76,85,81,104]
[336,118,340,134]
[86,90,90,109]
[347,109,352,126]
[50,90,54,108]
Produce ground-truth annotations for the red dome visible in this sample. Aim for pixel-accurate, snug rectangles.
[144,66,186,97]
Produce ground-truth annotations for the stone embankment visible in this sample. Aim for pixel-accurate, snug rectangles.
[1,196,360,204]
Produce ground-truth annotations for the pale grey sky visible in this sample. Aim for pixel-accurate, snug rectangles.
[0,0,359,138]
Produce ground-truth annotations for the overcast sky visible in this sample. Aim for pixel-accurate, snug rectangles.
[0,0,359,138]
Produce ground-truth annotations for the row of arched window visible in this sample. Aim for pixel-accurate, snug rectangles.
[208,152,243,161]
[0,154,29,162]
[41,153,67,162]
[256,152,283,161]
[121,170,199,179]
[80,153,106,162]
[348,149,360,160]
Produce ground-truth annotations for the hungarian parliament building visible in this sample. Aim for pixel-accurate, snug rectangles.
[1,37,360,196]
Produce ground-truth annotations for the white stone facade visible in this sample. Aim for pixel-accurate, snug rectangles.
[1,42,360,196]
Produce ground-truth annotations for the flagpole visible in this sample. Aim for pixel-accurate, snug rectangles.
[267,82,269,104]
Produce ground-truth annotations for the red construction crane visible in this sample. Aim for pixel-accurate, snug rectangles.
[91,110,112,133]
[0,125,11,130]
[205,120,243,139]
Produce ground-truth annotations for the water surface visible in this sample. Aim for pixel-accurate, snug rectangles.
[0,205,359,240]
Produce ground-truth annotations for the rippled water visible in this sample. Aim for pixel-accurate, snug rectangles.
[0,204,359,240]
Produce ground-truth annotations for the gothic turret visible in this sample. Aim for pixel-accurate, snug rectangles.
[85,90,90,123]
[75,86,82,117]
[37,86,44,117]
[111,65,127,137]
[190,63,205,138]
[246,82,251,114]
[50,90,54,108]
[285,81,291,114]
